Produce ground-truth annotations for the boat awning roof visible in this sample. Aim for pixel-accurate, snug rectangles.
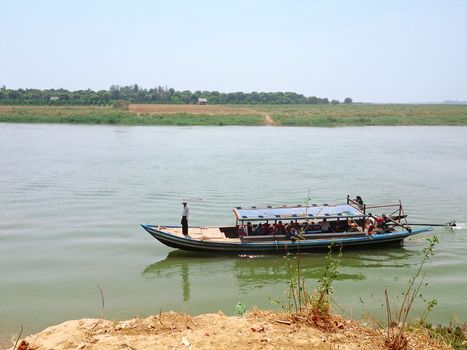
[233,204,365,221]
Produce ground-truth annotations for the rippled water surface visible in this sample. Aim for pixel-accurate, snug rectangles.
[1,124,466,342]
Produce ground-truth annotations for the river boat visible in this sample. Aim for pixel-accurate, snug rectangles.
[141,196,432,254]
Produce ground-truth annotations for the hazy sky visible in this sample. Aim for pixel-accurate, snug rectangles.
[1,0,466,102]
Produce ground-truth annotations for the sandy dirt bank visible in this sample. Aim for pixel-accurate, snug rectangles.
[128,104,256,115]
[9,310,451,350]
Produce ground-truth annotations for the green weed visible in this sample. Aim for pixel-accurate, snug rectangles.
[383,235,439,350]
[282,244,342,330]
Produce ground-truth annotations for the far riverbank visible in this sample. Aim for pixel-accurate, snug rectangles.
[1,104,467,126]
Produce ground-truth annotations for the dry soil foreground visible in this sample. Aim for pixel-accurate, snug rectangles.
[10,311,451,350]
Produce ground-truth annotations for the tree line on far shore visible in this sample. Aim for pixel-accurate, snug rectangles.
[0,85,352,105]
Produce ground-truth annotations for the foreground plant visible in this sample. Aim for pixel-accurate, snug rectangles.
[383,235,439,350]
[283,244,342,330]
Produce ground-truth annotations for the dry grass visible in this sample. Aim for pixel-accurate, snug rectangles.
[0,105,116,116]
[129,104,256,115]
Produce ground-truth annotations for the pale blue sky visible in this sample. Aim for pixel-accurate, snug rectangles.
[1,0,466,102]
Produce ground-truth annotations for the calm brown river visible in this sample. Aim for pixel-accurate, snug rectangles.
[1,124,466,343]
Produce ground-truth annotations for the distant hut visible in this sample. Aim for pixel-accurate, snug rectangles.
[197,97,208,105]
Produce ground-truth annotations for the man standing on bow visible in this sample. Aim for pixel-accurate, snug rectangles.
[181,201,189,236]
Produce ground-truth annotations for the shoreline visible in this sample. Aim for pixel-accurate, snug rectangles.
[6,310,457,350]
[1,104,467,127]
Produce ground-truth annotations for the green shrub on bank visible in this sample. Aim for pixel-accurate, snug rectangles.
[266,104,467,126]
[0,108,264,126]
[0,112,128,125]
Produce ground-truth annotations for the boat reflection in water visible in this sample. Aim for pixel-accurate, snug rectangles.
[143,253,232,301]
[142,247,416,301]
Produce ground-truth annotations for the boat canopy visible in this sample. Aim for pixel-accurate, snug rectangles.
[233,204,365,222]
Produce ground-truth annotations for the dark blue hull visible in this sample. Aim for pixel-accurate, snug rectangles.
[141,225,432,254]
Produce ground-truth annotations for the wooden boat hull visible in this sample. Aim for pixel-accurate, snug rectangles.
[141,224,432,254]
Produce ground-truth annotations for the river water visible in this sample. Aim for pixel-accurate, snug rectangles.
[1,123,466,342]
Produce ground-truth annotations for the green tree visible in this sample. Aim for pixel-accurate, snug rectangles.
[0,85,332,106]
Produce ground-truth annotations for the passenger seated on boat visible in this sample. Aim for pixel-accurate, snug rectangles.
[347,219,361,232]
[291,225,299,239]
[285,225,295,240]
[280,221,287,234]
[293,227,298,237]
[246,222,252,236]
[285,222,299,240]
[340,219,349,232]
[372,216,387,234]
[249,224,256,236]
[274,221,286,235]
[365,214,377,234]
[295,222,303,234]
[321,218,331,233]
[377,216,393,232]
[254,224,262,236]
[262,223,271,235]
[238,225,246,238]
[334,218,348,232]
[308,222,321,231]
[375,216,384,227]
